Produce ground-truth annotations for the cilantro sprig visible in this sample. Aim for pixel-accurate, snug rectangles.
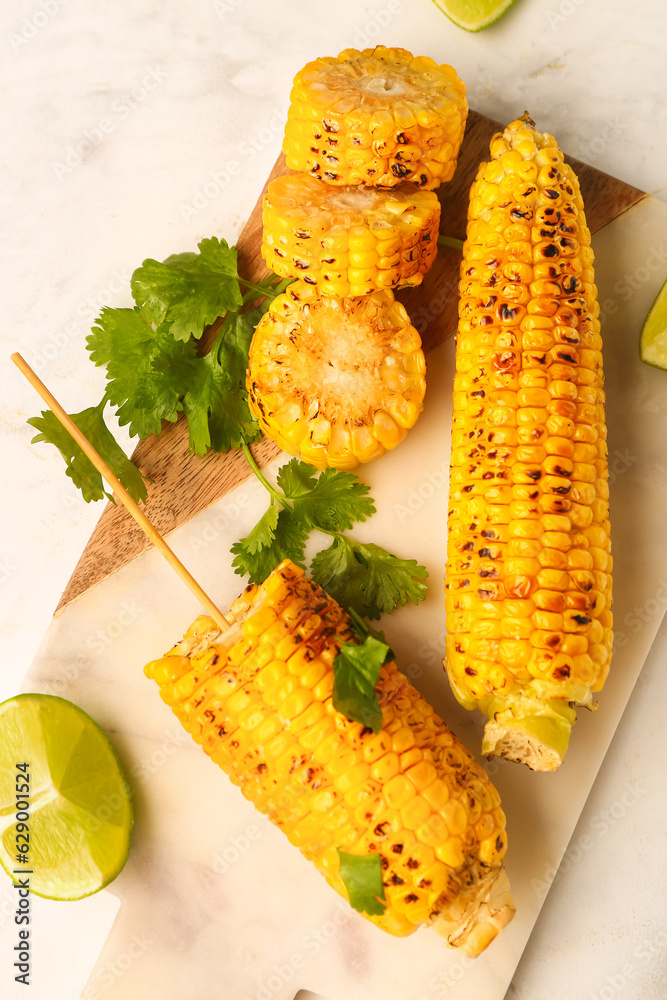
[29,238,288,502]
[231,445,428,620]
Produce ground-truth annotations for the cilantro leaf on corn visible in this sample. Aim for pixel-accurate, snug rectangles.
[332,636,389,733]
[336,850,386,916]
[346,608,394,659]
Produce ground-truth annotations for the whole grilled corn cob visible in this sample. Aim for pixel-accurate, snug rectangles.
[246,280,426,470]
[445,115,613,772]
[145,560,515,955]
[283,46,467,190]
[262,173,440,297]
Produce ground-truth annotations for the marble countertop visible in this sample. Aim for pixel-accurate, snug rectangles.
[2,2,667,998]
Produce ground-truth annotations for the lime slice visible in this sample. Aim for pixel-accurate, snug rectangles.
[0,693,133,900]
[639,278,667,370]
[431,0,519,31]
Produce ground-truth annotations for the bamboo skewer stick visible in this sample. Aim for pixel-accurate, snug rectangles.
[11,353,231,633]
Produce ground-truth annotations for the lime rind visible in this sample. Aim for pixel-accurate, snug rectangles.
[0,693,133,901]
[430,0,519,31]
[639,278,667,370]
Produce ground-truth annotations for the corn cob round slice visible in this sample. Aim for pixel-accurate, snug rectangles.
[283,46,467,190]
[246,281,426,470]
[262,173,441,297]
[445,115,613,772]
[145,560,515,955]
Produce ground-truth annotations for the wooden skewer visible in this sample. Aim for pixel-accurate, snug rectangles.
[11,352,231,633]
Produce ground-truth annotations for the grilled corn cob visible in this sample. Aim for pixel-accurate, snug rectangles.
[283,46,467,190]
[145,559,515,955]
[445,115,613,772]
[262,173,440,297]
[246,280,426,470]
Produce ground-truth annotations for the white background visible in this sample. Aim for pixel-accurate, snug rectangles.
[1,1,667,998]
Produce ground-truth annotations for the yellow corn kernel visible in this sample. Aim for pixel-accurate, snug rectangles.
[401,797,433,831]
[435,838,465,869]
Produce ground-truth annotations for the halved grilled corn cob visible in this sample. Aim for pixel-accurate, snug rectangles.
[283,46,467,190]
[262,173,440,297]
[145,559,515,955]
[246,280,426,470]
[444,115,613,772]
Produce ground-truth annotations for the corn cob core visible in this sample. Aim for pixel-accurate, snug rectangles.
[445,116,613,771]
[144,560,514,955]
[283,46,467,190]
[262,173,440,297]
[246,280,426,470]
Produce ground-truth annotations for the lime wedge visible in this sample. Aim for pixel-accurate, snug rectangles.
[639,278,667,370]
[431,0,519,30]
[0,694,133,900]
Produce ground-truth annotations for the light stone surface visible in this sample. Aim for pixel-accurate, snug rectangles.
[1,2,667,999]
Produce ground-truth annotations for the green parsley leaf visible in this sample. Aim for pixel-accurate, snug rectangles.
[311,535,428,620]
[333,635,387,733]
[131,237,243,342]
[28,402,147,504]
[336,850,386,916]
[277,460,375,532]
[87,307,188,438]
[208,310,261,453]
[231,506,308,584]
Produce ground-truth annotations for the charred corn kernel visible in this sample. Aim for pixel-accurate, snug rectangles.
[262,173,440,295]
[145,560,514,955]
[445,116,613,773]
[246,281,426,470]
[284,46,467,189]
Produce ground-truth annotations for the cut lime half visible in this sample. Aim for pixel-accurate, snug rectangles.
[639,278,667,370]
[431,0,519,31]
[0,693,133,900]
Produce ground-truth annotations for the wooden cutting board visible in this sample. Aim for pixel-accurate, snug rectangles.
[56,109,645,614]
